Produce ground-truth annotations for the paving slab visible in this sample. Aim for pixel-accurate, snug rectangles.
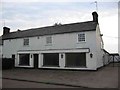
[2,63,119,88]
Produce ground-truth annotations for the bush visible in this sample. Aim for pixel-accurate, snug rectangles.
[2,58,14,70]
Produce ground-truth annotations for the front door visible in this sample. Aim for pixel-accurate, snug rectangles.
[33,54,39,68]
[12,54,15,67]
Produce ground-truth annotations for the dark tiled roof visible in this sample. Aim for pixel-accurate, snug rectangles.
[103,49,110,54]
[2,21,97,40]
[109,53,119,56]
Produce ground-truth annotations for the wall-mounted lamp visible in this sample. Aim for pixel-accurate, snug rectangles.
[61,54,63,58]
[100,34,103,36]
[90,53,93,58]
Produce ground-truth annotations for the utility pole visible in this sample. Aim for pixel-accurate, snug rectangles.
[94,1,98,12]
[90,1,98,12]
[3,19,5,27]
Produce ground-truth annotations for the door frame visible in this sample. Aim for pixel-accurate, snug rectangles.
[33,54,39,69]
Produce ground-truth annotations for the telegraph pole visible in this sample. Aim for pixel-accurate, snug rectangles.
[90,1,98,12]
[94,1,98,12]
[3,19,5,27]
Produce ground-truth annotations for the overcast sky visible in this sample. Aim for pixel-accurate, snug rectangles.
[0,0,119,53]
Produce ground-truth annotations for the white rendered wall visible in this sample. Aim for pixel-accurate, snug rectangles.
[3,31,98,70]
[103,52,109,65]
[0,45,2,59]
[95,25,104,68]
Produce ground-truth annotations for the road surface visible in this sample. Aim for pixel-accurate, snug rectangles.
[2,79,77,88]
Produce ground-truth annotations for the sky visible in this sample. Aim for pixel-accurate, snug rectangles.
[0,0,119,53]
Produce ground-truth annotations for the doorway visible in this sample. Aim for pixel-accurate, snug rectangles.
[33,54,39,68]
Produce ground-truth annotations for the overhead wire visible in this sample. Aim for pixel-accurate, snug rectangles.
[103,35,119,39]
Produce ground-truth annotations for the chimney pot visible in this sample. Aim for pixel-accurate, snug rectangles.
[92,11,98,23]
[3,27,10,35]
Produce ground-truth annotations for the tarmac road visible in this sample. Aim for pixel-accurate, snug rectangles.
[2,79,77,88]
[2,63,119,88]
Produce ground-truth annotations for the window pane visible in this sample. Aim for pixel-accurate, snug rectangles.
[24,39,29,46]
[19,54,30,65]
[43,53,59,66]
[78,33,85,42]
[46,36,52,44]
[65,53,86,67]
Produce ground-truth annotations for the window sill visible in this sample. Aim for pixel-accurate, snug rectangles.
[43,65,60,67]
[23,45,29,47]
[18,64,30,66]
[76,41,86,44]
[65,66,87,68]
[45,44,52,46]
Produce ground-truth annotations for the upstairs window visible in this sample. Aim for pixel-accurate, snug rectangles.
[78,33,85,42]
[23,38,29,46]
[46,36,52,44]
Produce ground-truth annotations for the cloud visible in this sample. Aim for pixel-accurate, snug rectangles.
[2,0,119,2]
[1,10,91,31]
[98,7,118,52]
[105,43,118,53]
[1,2,95,31]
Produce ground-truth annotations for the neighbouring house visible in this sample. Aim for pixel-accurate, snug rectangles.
[102,49,110,66]
[2,12,110,70]
[109,53,120,63]
[102,50,120,65]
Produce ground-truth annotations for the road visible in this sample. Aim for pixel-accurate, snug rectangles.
[2,79,76,88]
[2,63,119,88]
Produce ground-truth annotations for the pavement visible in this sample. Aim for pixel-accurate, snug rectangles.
[2,63,119,88]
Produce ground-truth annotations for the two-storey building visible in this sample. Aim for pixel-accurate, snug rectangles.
[2,12,105,70]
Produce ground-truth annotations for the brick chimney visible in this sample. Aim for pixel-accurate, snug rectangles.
[92,11,98,23]
[3,27,10,35]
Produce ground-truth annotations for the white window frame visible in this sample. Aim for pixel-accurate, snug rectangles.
[46,36,52,45]
[23,38,29,46]
[77,33,86,42]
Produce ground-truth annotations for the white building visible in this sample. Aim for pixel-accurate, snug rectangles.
[109,53,120,63]
[2,12,106,70]
[0,36,2,59]
[102,49,110,65]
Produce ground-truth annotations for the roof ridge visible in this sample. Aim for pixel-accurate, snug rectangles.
[2,21,97,40]
[9,21,95,33]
